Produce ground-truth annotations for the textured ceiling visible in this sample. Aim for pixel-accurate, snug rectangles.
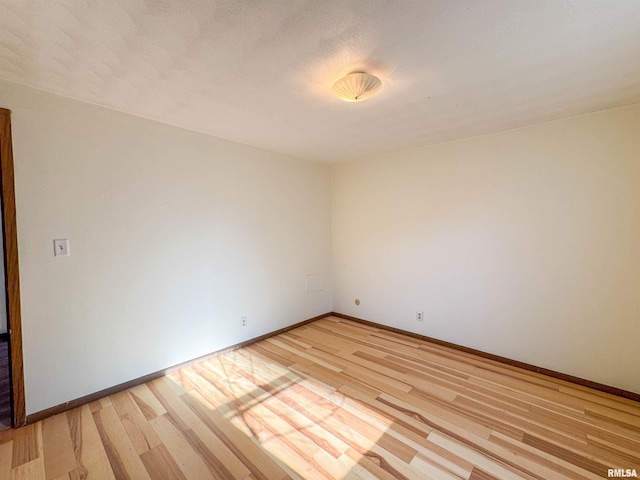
[1,1,640,163]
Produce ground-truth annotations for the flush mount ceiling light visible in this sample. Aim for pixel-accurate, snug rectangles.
[332,72,382,102]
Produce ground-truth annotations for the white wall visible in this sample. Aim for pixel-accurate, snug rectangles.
[0,80,332,414]
[332,104,640,394]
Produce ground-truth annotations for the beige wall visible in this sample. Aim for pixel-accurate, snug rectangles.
[0,80,332,414]
[332,104,640,394]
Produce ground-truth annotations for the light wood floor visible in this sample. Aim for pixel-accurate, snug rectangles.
[0,316,638,479]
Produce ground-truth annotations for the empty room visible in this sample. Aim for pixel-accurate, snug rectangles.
[0,1,639,479]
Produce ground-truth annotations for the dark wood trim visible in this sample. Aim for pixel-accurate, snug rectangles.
[331,312,640,404]
[0,108,26,427]
[26,312,333,424]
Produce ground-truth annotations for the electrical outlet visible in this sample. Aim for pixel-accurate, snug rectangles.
[53,239,70,256]
[416,311,424,322]
[241,316,247,327]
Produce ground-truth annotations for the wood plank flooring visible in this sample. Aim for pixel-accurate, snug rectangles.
[0,316,638,479]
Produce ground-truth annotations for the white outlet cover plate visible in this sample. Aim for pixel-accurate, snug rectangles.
[54,239,70,256]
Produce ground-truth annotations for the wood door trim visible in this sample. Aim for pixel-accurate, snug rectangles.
[0,108,26,427]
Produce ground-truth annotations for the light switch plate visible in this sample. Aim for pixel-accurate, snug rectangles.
[53,239,70,256]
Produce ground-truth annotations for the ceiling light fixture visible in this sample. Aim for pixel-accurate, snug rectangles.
[332,72,382,102]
